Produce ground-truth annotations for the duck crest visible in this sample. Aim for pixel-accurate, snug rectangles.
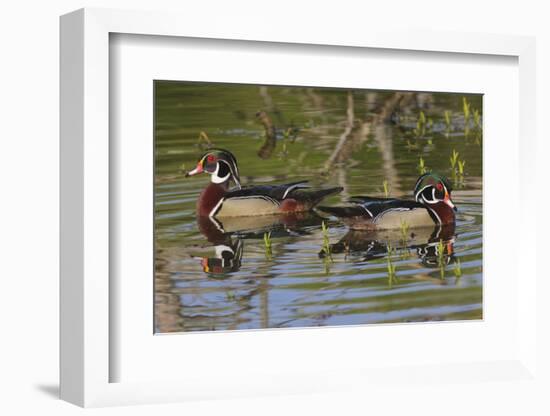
[197,182,228,217]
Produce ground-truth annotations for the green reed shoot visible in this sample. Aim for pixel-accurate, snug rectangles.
[386,243,398,287]
[280,127,295,156]
[437,239,446,279]
[473,109,481,130]
[450,149,459,172]
[418,156,427,174]
[458,159,466,176]
[414,111,427,138]
[399,220,411,259]
[462,97,471,125]
[321,221,333,262]
[454,258,462,278]
[263,231,273,259]
[444,110,451,130]
[383,180,390,197]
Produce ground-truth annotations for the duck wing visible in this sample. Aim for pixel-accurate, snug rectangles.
[225,181,310,202]
[351,196,424,220]
[214,181,342,217]
[319,196,423,220]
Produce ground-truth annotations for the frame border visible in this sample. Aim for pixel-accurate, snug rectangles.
[60,7,537,407]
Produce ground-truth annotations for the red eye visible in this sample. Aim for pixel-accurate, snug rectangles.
[207,155,216,163]
[436,183,443,191]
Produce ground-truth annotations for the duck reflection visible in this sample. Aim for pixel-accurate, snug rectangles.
[195,212,324,276]
[322,223,456,266]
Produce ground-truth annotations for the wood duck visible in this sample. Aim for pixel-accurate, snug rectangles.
[185,149,343,218]
[318,173,456,230]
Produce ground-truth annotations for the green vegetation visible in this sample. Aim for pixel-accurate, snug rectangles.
[386,243,398,287]
[444,110,452,132]
[458,159,466,176]
[320,221,332,261]
[450,149,467,184]
[454,258,462,278]
[263,231,273,259]
[462,97,471,126]
[473,109,481,130]
[450,149,459,171]
[414,110,427,138]
[383,180,390,197]
[437,239,446,280]
[418,156,427,174]
[320,221,333,274]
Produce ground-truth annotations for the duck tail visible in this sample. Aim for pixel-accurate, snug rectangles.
[316,205,365,218]
[307,186,343,207]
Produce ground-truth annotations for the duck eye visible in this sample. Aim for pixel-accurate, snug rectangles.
[436,183,443,191]
[207,154,216,163]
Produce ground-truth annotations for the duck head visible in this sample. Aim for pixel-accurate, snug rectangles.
[185,148,241,189]
[414,173,457,225]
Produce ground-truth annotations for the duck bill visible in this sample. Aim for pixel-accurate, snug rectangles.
[185,162,204,177]
[444,192,457,212]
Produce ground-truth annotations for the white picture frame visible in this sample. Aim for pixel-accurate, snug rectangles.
[60,7,539,408]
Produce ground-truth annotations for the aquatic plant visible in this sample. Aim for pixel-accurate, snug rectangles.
[386,243,398,287]
[320,221,333,262]
[462,97,471,125]
[437,239,446,279]
[280,127,292,156]
[383,180,390,197]
[399,220,411,259]
[444,110,452,130]
[226,291,236,301]
[263,231,273,259]
[473,109,481,130]
[458,159,466,176]
[418,156,427,174]
[413,111,427,138]
[454,258,462,278]
[450,149,459,171]
[320,221,333,273]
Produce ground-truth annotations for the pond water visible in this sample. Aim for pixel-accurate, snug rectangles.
[154,82,483,333]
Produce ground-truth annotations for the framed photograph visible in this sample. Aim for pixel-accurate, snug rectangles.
[60,8,539,408]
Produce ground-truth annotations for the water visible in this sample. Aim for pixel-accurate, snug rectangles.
[154,82,483,333]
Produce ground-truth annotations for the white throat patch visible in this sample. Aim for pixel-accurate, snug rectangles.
[210,161,231,184]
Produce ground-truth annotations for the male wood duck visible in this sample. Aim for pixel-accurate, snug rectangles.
[318,173,456,230]
[185,149,343,218]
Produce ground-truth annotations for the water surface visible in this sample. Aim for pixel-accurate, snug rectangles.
[154,82,483,333]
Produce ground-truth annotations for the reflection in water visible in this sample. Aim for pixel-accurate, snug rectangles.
[194,213,325,276]
[326,224,456,268]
